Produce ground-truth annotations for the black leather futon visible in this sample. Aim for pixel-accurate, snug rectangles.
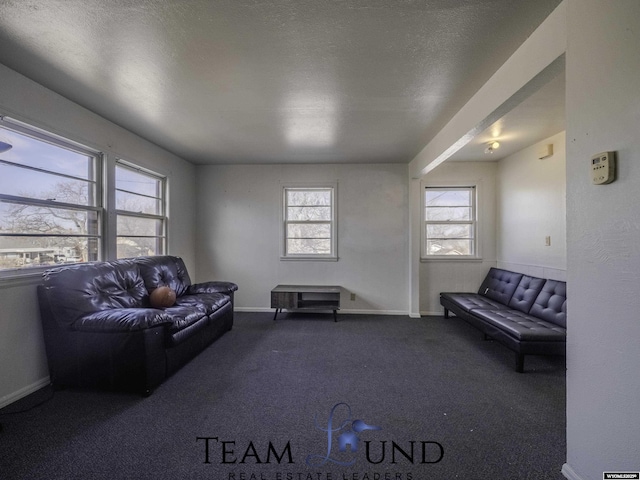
[440,267,566,372]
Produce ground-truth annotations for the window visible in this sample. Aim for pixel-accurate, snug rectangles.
[423,186,476,257]
[282,186,336,260]
[0,117,102,274]
[115,161,166,258]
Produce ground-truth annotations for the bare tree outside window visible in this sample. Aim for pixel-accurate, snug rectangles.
[0,182,99,267]
[0,121,101,272]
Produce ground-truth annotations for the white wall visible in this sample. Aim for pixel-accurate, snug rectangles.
[0,63,197,407]
[419,161,497,314]
[195,163,409,314]
[497,131,566,280]
[563,1,640,479]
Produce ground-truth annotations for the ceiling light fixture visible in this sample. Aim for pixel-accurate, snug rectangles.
[0,141,13,153]
[484,141,500,154]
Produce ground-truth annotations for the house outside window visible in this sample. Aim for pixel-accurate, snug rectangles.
[0,117,102,275]
[423,186,477,258]
[282,185,337,260]
[115,161,166,258]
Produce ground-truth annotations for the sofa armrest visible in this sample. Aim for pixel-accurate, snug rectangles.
[73,308,173,333]
[187,281,238,295]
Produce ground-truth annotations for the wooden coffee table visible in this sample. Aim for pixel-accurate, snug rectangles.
[271,285,341,321]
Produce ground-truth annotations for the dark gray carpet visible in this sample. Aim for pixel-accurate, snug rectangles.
[0,312,566,480]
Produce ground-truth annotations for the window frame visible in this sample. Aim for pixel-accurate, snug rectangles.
[281,183,338,261]
[115,159,167,259]
[421,184,480,261]
[0,116,103,279]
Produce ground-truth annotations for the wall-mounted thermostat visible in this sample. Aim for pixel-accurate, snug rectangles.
[591,151,616,185]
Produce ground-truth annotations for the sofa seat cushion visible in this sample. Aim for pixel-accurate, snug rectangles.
[161,305,208,332]
[188,281,239,295]
[174,293,230,315]
[472,309,567,342]
[167,316,210,346]
[440,292,513,313]
[74,308,173,332]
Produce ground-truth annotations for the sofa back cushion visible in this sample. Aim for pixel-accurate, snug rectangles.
[529,279,567,328]
[42,261,147,327]
[508,275,547,313]
[477,268,523,306]
[133,256,191,297]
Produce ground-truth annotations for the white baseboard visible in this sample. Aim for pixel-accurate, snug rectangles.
[340,309,408,316]
[561,463,585,480]
[0,376,50,409]
[234,307,409,316]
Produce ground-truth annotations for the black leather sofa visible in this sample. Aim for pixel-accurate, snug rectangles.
[440,267,566,372]
[37,255,237,394]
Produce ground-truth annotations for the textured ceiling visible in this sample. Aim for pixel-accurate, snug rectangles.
[0,0,562,165]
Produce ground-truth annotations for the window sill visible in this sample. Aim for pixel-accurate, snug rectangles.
[420,256,484,263]
[0,262,91,287]
[280,256,339,262]
[0,269,46,288]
